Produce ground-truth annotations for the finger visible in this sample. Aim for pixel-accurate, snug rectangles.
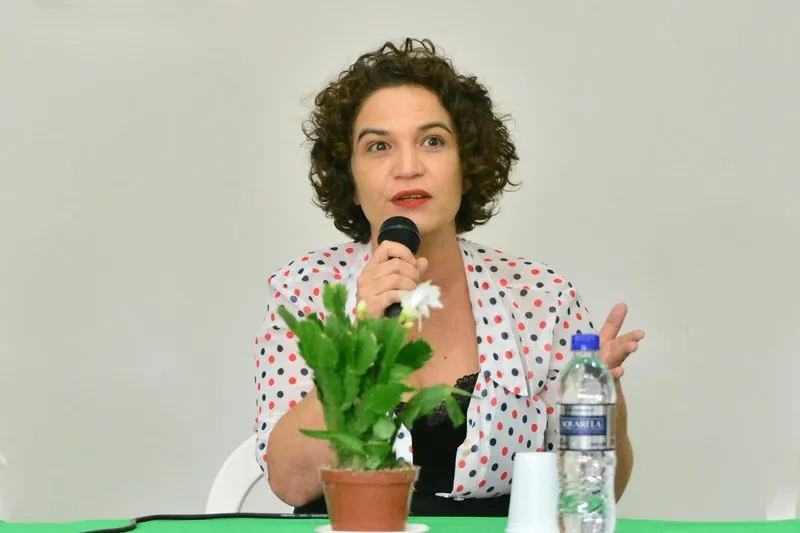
[604,339,640,369]
[617,330,646,343]
[373,240,417,266]
[373,258,421,283]
[610,366,624,379]
[377,273,418,294]
[416,257,429,278]
[599,303,628,342]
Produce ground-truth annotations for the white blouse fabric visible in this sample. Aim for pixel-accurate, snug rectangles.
[253,237,596,500]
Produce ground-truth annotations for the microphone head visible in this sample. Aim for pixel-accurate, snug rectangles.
[377,216,421,254]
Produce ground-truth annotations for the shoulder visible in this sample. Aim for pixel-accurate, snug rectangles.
[460,238,577,298]
[266,240,370,291]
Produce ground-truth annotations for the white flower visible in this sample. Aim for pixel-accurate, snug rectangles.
[399,280,443,330]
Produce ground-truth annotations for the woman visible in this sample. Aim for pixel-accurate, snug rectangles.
[253,38,645,516]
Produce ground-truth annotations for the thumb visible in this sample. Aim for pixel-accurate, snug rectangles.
[416,257,430,278]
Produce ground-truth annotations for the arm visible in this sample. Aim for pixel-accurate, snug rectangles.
[541,289,634,501]
[613,380,633,501]
[254,274,336,507]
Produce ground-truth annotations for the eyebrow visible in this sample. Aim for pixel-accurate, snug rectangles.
[356,122,453,142]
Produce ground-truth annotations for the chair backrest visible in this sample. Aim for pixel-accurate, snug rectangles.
[0,452,7,521]
[766,488,799,520]
[205,434,265,513]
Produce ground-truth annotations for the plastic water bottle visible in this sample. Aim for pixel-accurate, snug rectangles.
[557,333,617,533]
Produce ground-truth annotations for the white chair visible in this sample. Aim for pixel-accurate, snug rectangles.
[205,434,266,513]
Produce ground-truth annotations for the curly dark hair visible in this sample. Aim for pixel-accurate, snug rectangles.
[303,38,519,243]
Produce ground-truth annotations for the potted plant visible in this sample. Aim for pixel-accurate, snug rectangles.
[277,280,469,532]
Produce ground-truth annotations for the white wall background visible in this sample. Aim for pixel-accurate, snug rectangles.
[1,0,798,524]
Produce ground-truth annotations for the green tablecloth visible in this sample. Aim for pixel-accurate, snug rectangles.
[1,515,799,533]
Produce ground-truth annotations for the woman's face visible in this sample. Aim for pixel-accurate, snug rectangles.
[350,85,463,242]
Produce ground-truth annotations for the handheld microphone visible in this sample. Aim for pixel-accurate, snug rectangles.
[377,216,421,317]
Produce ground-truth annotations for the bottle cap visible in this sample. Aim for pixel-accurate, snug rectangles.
[571,333,600,351]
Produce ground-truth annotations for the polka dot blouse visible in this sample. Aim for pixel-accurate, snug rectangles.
[253,237,596,500]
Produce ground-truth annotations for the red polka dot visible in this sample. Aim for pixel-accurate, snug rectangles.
[494,315,502,324]
[487,336,494,344]
[268,401,275,410]
[555,352,564,360]
[456,484,464,492]
[467,265,474,272]
[477,299,483,308]
[531,424,538,432]
[527,371,534,379]
[563,321,570,329]
[364,254,370,261]
[346,247,354,254]
[294,288,301,296]
[479,354,487,363]
[313,288,320,296]
[531,268,540,275]
[301,256,309,262]
[458,460,466,468]
[518,322,526,331]
[501,447,509,456]
[256,360,261,368]
[534,299,542,307]
[289,377,297,385]
[576,312,583,320]
[505,351,513,360]
[478,480,487,488]
[289,400,297,408]
[491,398,498,407]
[539,321,547,329]
[303,306,311,314]
[569,290,576,298]
[286,331,295,339]
[480,456,488,464]
[496,371,503,378]
[513,387,521,395]
[262,454,268,462]
[481,282,489,290]
[523,346,530,355]
[546,406,555,414]
[544,343,552,351]
[511,410,518,419]
[479,431,485,439]
[268,355,275,364]
[268,378,275,386]
[518,435,524,444]
[288,353,297,362]
[536,447,543,452]
[500,278,508,287]
[554,278,563,284]
[264,333,272,341]
[497,422,504,430]
[257,383,261,391]
[508,261,517,267]
[500,472,508,480]
[319,312,325,320]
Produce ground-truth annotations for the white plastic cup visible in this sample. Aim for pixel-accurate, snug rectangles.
[505,451,559,533]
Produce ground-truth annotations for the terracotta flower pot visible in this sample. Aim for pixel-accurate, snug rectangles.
[320,465,420,532]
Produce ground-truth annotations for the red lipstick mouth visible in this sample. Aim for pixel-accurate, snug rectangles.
[391,189,431,201]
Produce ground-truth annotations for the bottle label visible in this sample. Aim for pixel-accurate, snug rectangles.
[558,404,616,451]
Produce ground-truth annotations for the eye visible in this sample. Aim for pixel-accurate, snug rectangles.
[423,136,445,148]
[367,141,390,152]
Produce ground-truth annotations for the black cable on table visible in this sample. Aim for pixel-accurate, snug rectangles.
[77,512,328,533]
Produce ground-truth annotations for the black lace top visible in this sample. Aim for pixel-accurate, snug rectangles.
[293,373,511,517]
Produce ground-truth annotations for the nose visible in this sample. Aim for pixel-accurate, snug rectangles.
[393,144,423,180]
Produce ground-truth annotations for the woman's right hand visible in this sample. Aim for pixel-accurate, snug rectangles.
[356,241,429,318]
